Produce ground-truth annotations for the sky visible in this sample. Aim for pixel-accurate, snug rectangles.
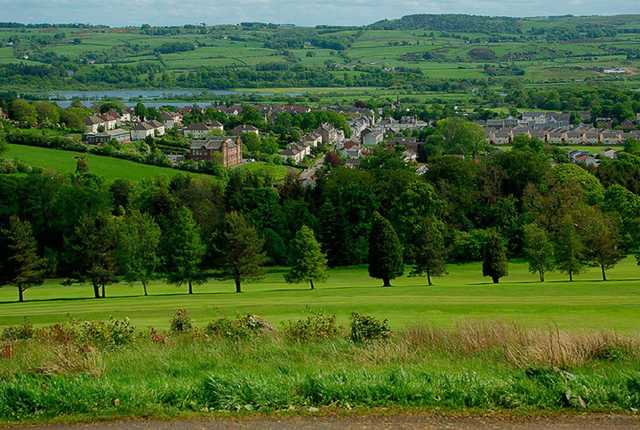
[1,0,639,27]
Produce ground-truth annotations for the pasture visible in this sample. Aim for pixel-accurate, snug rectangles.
[5,144,213,182]
[1,258,639,333]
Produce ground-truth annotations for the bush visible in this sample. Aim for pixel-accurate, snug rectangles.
[283,313,339,342]
[205,315,272,340]
[78,318,135,348]
[1,321,34,341]
[170,309,193,333]
[349,313,391,344]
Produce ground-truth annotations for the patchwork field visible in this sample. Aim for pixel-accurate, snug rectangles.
[1,258,639,332]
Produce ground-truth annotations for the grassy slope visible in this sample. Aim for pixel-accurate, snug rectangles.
[5,144,212,182]
[1,258,639,332]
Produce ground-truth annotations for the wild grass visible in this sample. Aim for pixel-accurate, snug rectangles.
[1,315,639,423]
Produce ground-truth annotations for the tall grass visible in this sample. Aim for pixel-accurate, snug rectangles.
[1,318,639,422]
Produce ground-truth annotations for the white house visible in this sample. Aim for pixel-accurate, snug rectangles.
[131,121,165,141]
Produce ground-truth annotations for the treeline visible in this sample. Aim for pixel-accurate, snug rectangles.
[1,126,640,301]
[369,14,522,33]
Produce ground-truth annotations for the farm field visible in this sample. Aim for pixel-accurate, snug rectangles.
[5,144,213,182]
[1,258,639,332]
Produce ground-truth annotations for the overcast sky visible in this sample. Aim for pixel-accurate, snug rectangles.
[1,0,639,26]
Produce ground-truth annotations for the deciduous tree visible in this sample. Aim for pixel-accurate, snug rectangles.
[482,230,508,284]
[166,207,206,294]
[411,217,446,286]
[523,223,554,282]
[285,225,328,290]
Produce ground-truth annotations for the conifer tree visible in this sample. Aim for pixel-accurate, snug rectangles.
[368,212,404,287]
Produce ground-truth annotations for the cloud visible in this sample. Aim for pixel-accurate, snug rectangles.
[0,0,638,26]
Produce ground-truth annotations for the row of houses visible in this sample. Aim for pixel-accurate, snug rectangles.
[487,126,640,146]
[280,123,344,164]
[84,110,133,133]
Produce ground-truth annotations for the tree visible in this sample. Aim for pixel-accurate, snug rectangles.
[166,207,206,295]
[582,209,624,281]
[117,210,161,296]
[285,226,328,289]
[554,217,585,282]
[9,99,37,126]
[2,217,45,302]
[411,217,446,286]
[368,212,404,287]
[70,213,119,298]
[430,117,486,159]
[523,223,554,282]
[222,211,266,293]
[482,230,508,284]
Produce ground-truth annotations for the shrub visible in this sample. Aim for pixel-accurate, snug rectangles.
[205,315,272,340]
[349,313,391,344]
[283,313,339,342]
[1,321,34,341]
[170,309,193,333]
[77,318,135,348]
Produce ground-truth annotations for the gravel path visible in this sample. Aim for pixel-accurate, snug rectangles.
[5,414,640,430]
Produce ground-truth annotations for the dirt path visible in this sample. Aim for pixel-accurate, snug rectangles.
[6,414,640,430]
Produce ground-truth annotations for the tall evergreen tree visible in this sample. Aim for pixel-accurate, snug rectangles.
[222,211,266,293]
[523,223,555,282]
[285,225,328,290]
[368,212,404,287]
[2,217,45,302]
[411,217,446,286]
[166,207,206,295]
[482,230,508,284]
[554,217,584,282]
[70,213,119,298]
[117,210,161,296]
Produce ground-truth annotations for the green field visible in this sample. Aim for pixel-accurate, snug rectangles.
[1,258,639,332]
[5,144,212,182]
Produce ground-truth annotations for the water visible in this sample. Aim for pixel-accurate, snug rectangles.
[46,88,304,108]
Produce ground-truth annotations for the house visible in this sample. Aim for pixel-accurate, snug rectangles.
[583,127,600,145]
[189,137,242,167]
[100,111,119,130]
[565,128,586,145]
[131,121,165,141]
[232,124,259,136]
[184,122,222,139]
[217,105,243,116]
[600,130,623,145]
[280,145,306,164]
[361,127,384,146]
[84,128,131,145]
[84,114,106,133]
[302,132,322,148]
[488,128,512,145]
[601,148,618,159]
[547,128,567,144]
[621,120,636,131]
[160,111,183,129]
[318,123,339,145]
[596,117,613,129]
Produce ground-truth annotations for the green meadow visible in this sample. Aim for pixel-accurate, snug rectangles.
[1,258,639,333]
[5,144,212,182]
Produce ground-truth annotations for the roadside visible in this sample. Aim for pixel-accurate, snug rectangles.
[4,414,640,430]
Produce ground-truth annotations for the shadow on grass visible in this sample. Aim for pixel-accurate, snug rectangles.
[0,290,234,306]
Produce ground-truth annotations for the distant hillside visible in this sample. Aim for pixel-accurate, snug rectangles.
[369,14,522,33]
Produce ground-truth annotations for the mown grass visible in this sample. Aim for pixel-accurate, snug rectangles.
[5,144,213,182]
[1,258,639,332]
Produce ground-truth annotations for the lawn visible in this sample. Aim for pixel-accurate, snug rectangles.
[5,144,213,182]
[1,258,639,333]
